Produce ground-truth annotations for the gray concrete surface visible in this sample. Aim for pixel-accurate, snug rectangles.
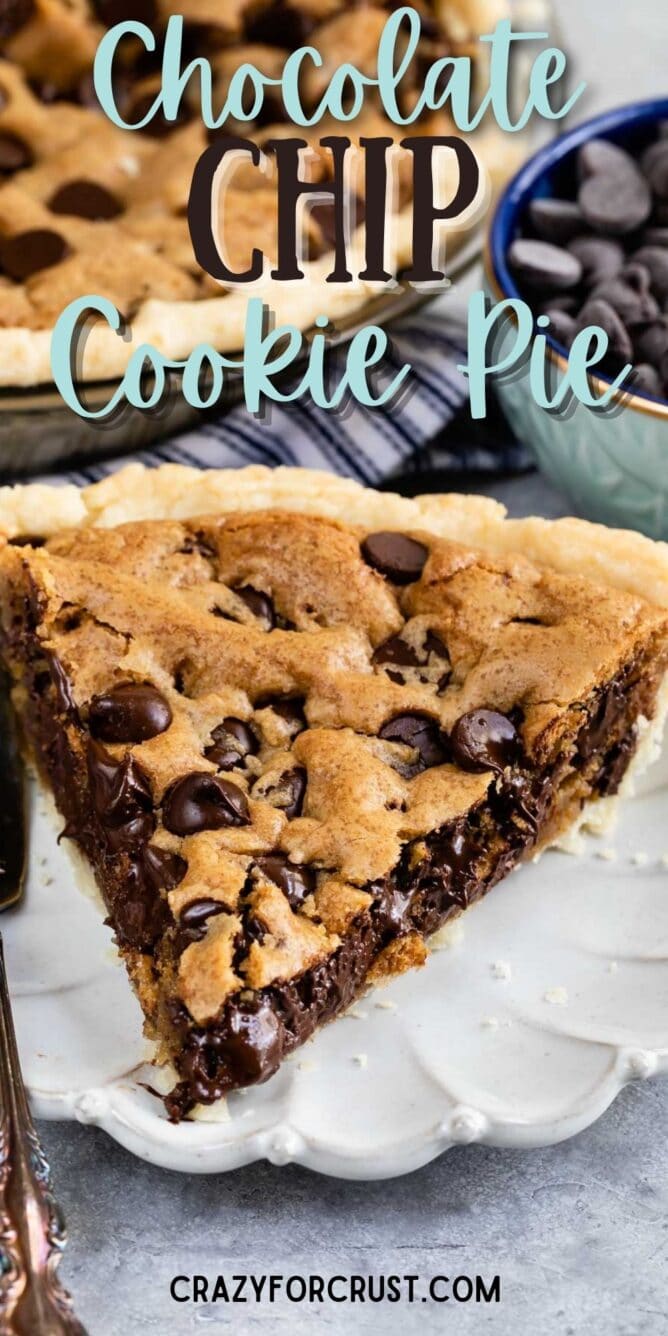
[29,3,668,1333]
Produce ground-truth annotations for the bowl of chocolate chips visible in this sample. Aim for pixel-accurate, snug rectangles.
[486,98,668,540]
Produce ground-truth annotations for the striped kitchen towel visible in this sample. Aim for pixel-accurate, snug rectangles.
[58,296,529,488]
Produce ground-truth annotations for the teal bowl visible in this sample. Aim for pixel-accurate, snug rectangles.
[485,99,668,540]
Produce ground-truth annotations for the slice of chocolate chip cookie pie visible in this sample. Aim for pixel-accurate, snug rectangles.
[1,465,667,1119]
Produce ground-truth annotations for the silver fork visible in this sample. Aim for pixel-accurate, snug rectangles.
[0,676,86,1334]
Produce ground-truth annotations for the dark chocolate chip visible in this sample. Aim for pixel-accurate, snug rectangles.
[256,852,316,908]
[628,362,663,397]
[0,131,32,173]
[87,738,154,832]
[631,245,668,301]
[577,680,626,761]
[372,635,421,671]
[379,712,447,770]
[255,695,306,733]
[450,709,520,774]
[0,0,34,39]
[178,898,226,945]
[244,0,315,49]
[121,845,187,951]
[179,898,224,930]
[47,651,76,716]
[361,532,429,584]
[641,227,668,247]
[235,585,276,630]
[578,138,638,181]
[541,308,576,349]
[644,142,668,200]
[579,170,652,236]
[163,773,250,835]
[634,316,668,367]
[8,532,45,547]
[567,235,624,287]
[575,298,633,362]
[212,997,283,1087]
[205,717,258,770]
[528,197,584,244]
[49,179,123,221]
[89,684,172,745]
[92,0,156,26]
[508,238,582,292]
[258,767,307,819]
[591,268,659,327]
[0,228,69,282]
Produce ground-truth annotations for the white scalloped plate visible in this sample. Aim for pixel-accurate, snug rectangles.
[5,738,668,1180]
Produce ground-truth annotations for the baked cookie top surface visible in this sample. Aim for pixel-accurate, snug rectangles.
[3,483,666,1026]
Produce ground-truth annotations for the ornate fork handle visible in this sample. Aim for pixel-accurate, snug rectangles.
[0,934,87,1334]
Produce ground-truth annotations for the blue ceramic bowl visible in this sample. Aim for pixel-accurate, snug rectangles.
[485,98,668,540]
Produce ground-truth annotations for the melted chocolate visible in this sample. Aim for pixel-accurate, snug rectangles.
[162,772,250,835]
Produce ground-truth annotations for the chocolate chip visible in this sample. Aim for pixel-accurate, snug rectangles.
[49,180,123,221]
[0,229,69,282]
[205,717,258,770]
[47,651,76,715]
[372,635,420,673]
[575,298,633,362]
[578,139,638,181]
[144,845,186,892]
[177,897,227,951]
[379,712,447,770]
[87,738,154,833]
[591,268,659,327]
[0,0,34,39]
[373,631,450,689]
[245,0,315,49]
[628,362,663,397]
[631,245,668,302]
[0,131,32,173]
[567,236,624,287]
[361,532,429,584]
[542,308,576,349]
[643,141,668,200]
[257,767,307,819]
[235,585,276,630]
[641,227,668,247]
[256,853,315,908]
[579,169,652,236]
[89,684,172,745]
[163,773,250,835]
[509,238,582,293]
[634,317,668,367]
[120,845,187,950]
[92,0,156,26]
[450,709,520,774]
[528,197,584,244]
[255,695,306,734]
[212,997,283,1086]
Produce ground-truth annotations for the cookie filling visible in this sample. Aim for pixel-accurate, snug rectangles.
[2,504,667,1122]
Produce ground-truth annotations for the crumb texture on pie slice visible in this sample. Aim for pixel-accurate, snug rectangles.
[1,475,667,1118]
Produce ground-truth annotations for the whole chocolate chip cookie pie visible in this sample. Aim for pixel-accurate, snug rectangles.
[1,464,667,1120]
[0,0,513,385]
